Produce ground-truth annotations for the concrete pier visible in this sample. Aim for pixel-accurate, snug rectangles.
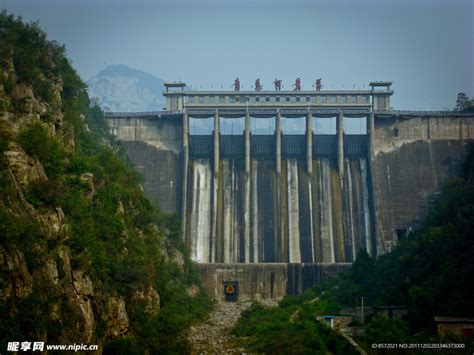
[213,109,220,174]
[366,111,376,254]
[182,111,189,236]
[367,111,375,160]
[275,109,282,175]
[244,110,251,263]
[337,111,344,179]
[306,110,313,175]
[211,109,220,262]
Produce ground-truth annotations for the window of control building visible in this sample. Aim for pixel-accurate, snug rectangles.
[219,96,225,104]
[199,96,205,104]
[209,96,215,104]
[235,96,240,103]
[188,96,194,104]
[320,96,327,103]
[296,97,301,102]
[286,97,290,102]
[276,97,280,102]
[266,97,270,102]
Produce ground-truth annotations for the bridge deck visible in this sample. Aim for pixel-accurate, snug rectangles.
[104,109,470,120]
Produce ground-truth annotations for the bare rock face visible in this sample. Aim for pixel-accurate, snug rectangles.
[105,296,130,339]
[4,144,47,190]
[52,77,63,107]
[57,246,72,283]
[44,259,59,285]
[172,250,185,271]
[187,284,199,298]
[70,270,96,342]
[11,82,50,115]
[80,173,95,199]
[73,270,94,300]
[0,246,33,300]
[36,207,69,240]
[133,285,161,316]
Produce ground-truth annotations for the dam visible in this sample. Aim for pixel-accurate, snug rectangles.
[104,81,474,301]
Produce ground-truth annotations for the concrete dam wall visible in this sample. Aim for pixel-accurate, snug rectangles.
[104,111,474,301]
[186,157,372,264]
[372,114,474,254]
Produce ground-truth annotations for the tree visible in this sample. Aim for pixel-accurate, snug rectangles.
[454,92,470,112]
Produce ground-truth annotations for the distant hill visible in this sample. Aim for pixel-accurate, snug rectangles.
[87,65,166,112]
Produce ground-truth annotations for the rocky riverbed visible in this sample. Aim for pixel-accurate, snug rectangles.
[187,300,278,354]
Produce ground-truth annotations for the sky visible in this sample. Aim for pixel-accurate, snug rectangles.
[1,0,473,111]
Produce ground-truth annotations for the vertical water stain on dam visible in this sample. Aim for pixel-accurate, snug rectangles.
[185,156,373,264]
[104,108,473,300]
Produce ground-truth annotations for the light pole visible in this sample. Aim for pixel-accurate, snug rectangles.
[360,296,367,325]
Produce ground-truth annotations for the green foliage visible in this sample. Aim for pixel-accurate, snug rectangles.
[0,11,86,106]
[0,122,11,160]
[364,316,409,344]
[0,295,62,348]
[26,178,65,207]
[0,75,14,95]
[0,11,211,353]
[103,337,142,355]
[234,144,474,352]
[233,302,358,355]
[18,122,66,177]
[454,92,473,112]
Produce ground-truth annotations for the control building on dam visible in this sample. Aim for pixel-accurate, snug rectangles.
[104,81,474,301]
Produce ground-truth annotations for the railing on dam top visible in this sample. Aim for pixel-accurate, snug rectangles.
[104,109,471,120]
[189,134,368,159]
[186,108,371,118]
[374,110,472,117]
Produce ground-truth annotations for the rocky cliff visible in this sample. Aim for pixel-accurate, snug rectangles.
[0,12,209,353]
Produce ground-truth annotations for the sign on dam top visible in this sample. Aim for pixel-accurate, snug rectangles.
[162,81,394,114]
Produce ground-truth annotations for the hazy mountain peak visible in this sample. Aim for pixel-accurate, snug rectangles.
[88,65,166,112]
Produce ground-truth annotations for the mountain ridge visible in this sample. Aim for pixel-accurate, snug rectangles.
[87,64,166,112]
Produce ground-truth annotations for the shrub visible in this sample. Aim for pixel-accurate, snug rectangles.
[18,122,65,177]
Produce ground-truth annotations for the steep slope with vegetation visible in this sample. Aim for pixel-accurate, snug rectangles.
[0,12,210,353]
[233,144,474,353]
